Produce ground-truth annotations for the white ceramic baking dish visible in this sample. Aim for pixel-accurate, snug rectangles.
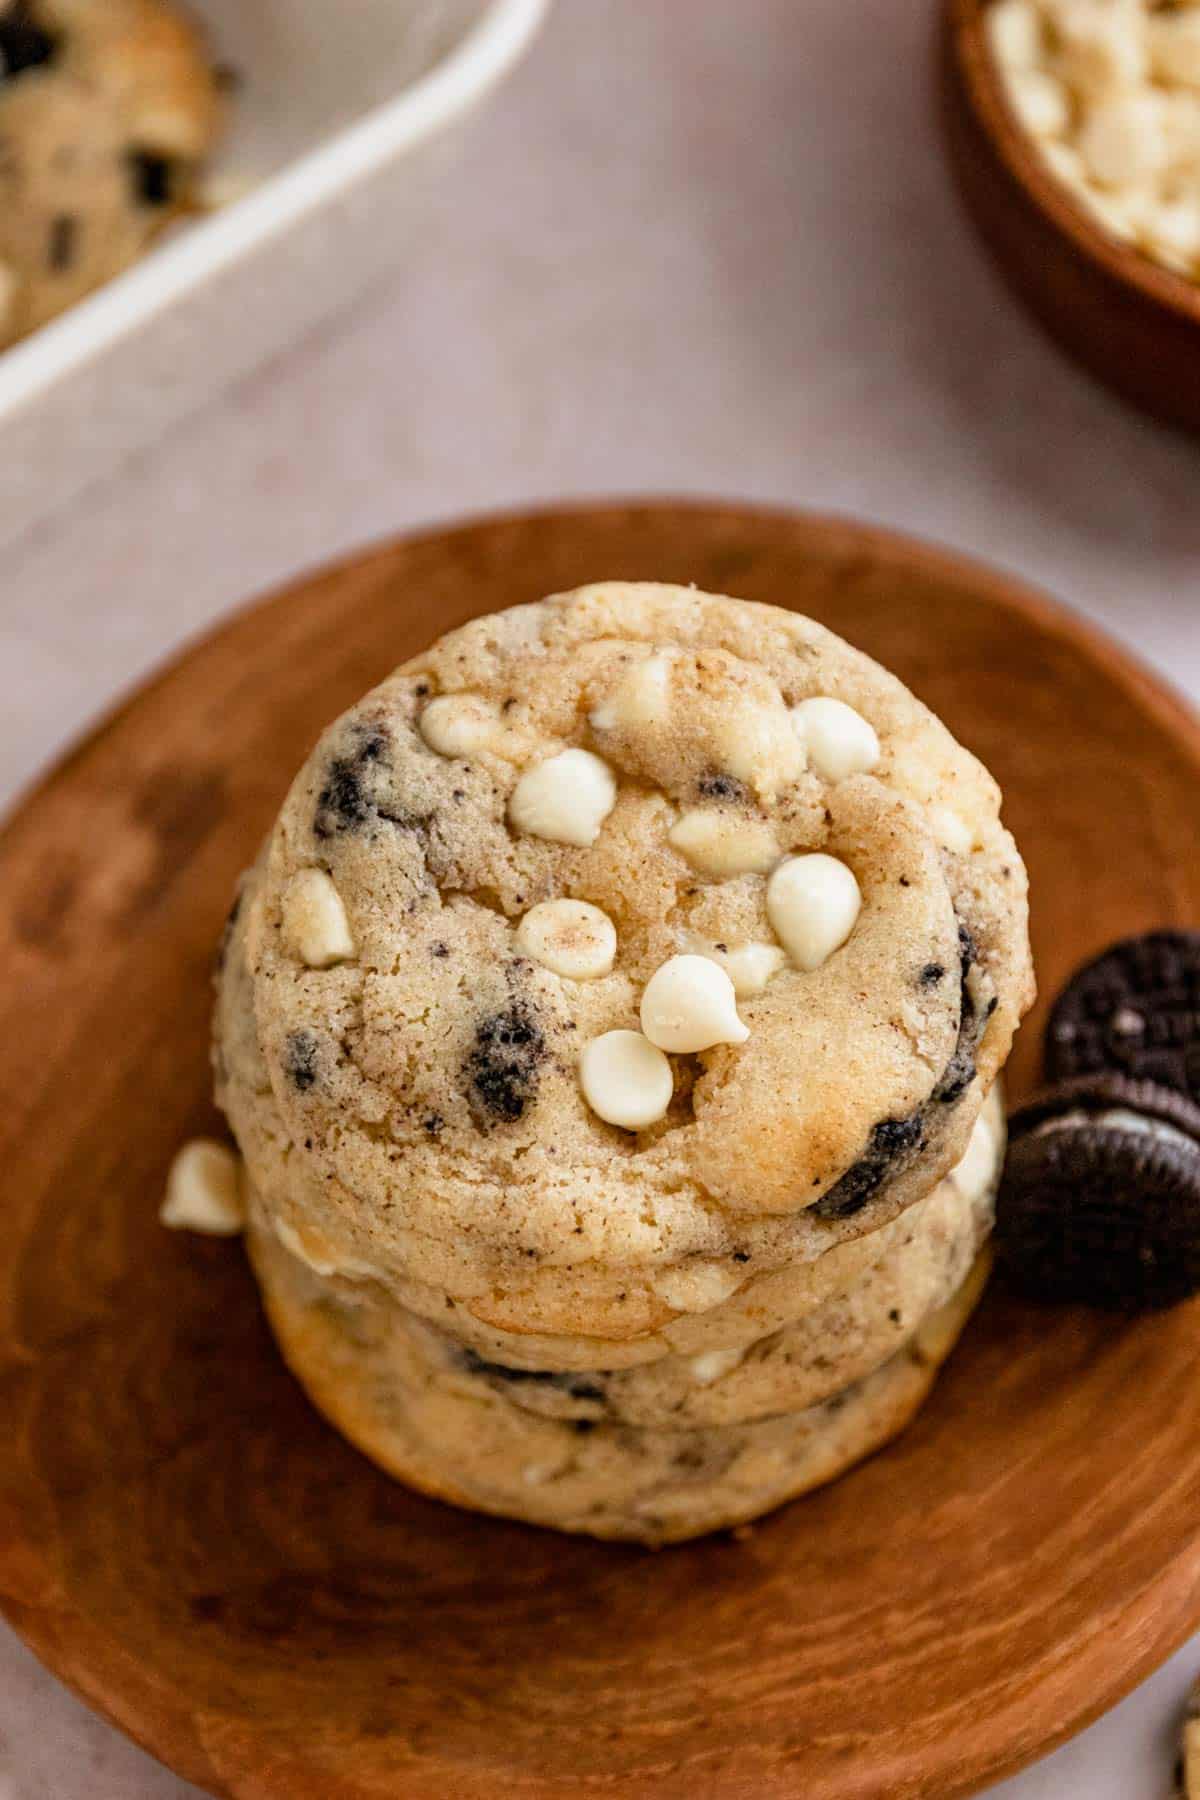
[0,0,548,551]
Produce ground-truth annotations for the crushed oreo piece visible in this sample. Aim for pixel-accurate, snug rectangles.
[0,6,57,79]
[284,1029,321,1093]
[464,1002,545,1125]
[1046,929,1200,1104]
[813,921,983,1218]
[460,1349,605,1404]
[47,214,76,272]
[312,729,389,838]
[696,772,748,802]
[919,962,946,988]
[933,924,986,1105]
[815,1111,926,1220]
[996,1073,1200,1310]
[129,150,177,207]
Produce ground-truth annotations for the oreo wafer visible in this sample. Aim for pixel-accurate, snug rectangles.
[1046,930,1200,1103]
[996,1073,1200,1311]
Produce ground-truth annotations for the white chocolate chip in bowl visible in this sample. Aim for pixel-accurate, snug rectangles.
[668,809,781,877]
[509,748,617,847]
[160,1140,245,1236]
[985,0,1043,73]
[766,854,862,972]
[515,899,617,980]
[281,869,356,968]
[693,939,787,999]
[640,954,750,1053]
[579,1030,673,1129]
[791,697,881,782]
[1005,67,1071,139]
[1079,91,1170,188]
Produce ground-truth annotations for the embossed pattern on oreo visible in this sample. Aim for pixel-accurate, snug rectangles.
[1047,930,1200,1102]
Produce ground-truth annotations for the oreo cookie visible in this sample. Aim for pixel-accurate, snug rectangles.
[996,1073,1200,1311]
[1046,930,1200,1103]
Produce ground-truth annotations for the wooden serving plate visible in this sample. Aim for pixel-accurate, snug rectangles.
[2,503,1200,1800]
[941,0,1200,436]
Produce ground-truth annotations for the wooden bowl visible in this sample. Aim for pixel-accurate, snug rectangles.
[941,0,1200,435]
[3,502,1200,1800]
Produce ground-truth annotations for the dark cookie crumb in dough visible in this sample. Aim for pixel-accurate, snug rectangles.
[129,149,177,206]
[312,728,390,839]
[696,772,748,802]
[0,8,58,80]
[815,1111,926,1220]
[47,213,76,271]
[465,1003,545,1125]
[461,1349,605,1404]
[284,1029,321,1093]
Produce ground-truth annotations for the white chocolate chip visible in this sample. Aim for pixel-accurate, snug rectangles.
[791,697,881,782]
[160,1140,245,1236]
[693,939,788,999]
[509,748,617,847]
[1005,67,1071,138]
[654,1261,743,1313]
[709,699,806,802]
[515,899,617,980]
[579,1029,673,1130]
[1041,138,1088,188]
[928,805,976,855]
[281,868,356,968]
[1080,180,1154,241]
[417,687,521,759]
[689,1345,746,1386]
[766,854,862,973]
[950,1110,998,1204]
[1054,0,1147,100]
[590,652,673,733]
[640,954,750,1054]
[986,0,1043,70]
[667,809,781,877]
[1079,90,1169,187]
[1142,195,1200,273]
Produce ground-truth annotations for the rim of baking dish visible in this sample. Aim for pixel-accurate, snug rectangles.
[950,0,1200,331]
[0,0,550,416]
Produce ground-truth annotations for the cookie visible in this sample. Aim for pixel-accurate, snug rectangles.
[370,1140,995,1429]
[247,1220,991,1545]
[216,584,1033,1346]
[0,0,225,349]
[996,1073,1200,1310]
[1046,930,1200,1104]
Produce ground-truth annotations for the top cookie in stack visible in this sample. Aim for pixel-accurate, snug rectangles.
[216,582,1034,1377]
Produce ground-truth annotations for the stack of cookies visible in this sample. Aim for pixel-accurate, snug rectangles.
[209,582,1034,1543]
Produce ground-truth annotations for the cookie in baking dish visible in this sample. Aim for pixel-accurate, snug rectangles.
[0,0,225,348]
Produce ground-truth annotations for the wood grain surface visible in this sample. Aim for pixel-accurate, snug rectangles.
[941,0,1200,436]
[2,502,1199,1800]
